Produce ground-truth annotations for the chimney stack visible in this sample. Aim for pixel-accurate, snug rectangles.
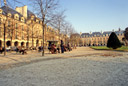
[15,5,27,18]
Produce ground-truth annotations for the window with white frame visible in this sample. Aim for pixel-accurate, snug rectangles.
[22,25,24,39]
[15,23,18,39]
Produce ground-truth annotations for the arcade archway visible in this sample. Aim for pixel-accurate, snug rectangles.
[21,42,24,46]
[14,41,19,46]
[6,41,11,47]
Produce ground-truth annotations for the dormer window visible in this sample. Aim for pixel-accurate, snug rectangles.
[7,13,11,17]
[21,17,24,22]
[36,19,39,23]
[31,15,35,20]
[14,14,19,20]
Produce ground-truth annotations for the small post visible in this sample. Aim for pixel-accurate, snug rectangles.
[42,24,44,56]
[4,24,6,56]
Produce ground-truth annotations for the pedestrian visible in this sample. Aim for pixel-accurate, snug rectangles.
[67,42,71,51]
[0,46,4,54]
[60,40,64,53]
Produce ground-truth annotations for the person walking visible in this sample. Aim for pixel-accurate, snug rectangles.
[60,40,64,53]
[67,42,72,51]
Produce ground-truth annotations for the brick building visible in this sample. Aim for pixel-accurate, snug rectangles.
[0,5,66,49]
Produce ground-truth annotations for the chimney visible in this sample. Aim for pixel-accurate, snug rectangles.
[15,5,27,18]
[101,30,103,34]
[4,0,7,6]
[118,28,121,31]
[90,31,92,34]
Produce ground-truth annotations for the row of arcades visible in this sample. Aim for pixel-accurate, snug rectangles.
[0,39,43,49]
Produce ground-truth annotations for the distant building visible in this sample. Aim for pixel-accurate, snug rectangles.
[81,29,124,46]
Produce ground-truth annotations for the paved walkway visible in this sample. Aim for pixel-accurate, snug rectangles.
[0,47,128,86]
[0,47,127,70]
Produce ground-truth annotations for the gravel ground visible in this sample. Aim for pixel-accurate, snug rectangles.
[0,47,128,86]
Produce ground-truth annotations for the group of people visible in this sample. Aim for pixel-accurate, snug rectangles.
[48,40,72,54]
[0,47,4,54]
[0,40,73,55]
[15,46,27,55]
[0,46,27,55]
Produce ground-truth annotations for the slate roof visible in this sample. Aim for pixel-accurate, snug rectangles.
[103,31,112,35]
[115,30,124,35]
[1,6,23,17]
[81,33,90,37]
[27,10,35,18]
[91,32,102,36]
[81,30,124,37]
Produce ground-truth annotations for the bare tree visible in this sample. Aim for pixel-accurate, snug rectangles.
[49,11,66,42]
[49,12,76,44]
[62,22,76,36]
[30,0,60,56]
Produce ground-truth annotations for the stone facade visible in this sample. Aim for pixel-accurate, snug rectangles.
[81,29,124,46]
[0,5,66,48]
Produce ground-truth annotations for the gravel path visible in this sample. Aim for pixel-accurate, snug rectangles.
[0,47,128,86]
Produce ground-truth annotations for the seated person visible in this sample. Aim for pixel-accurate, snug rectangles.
[0,47,4,54]
[57,45,60,53]
[17,46,27,55]
[6,46,11,52]
[51,44,57,54]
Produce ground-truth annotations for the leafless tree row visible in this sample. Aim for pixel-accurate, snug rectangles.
[4,0,76,37]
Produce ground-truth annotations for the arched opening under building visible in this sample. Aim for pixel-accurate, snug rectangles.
[14,41,19,46]
[21,42,24,46]
[36,40,39,47]
[6,41,11,47]
[0,40,2,47]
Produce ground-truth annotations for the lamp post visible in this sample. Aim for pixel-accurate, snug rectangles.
[4,23,6,56]
[31,20,34,49]
[42,23,45,56]
[27,27,29,49]
[1,16,7,56]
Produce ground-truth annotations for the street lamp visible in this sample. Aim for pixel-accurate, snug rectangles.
[2,16,7,56]
[27,27,29,49]
[31,20,34,49]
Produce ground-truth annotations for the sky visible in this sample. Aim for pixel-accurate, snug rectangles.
[2,0,128,33]
[59,0,128,33]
